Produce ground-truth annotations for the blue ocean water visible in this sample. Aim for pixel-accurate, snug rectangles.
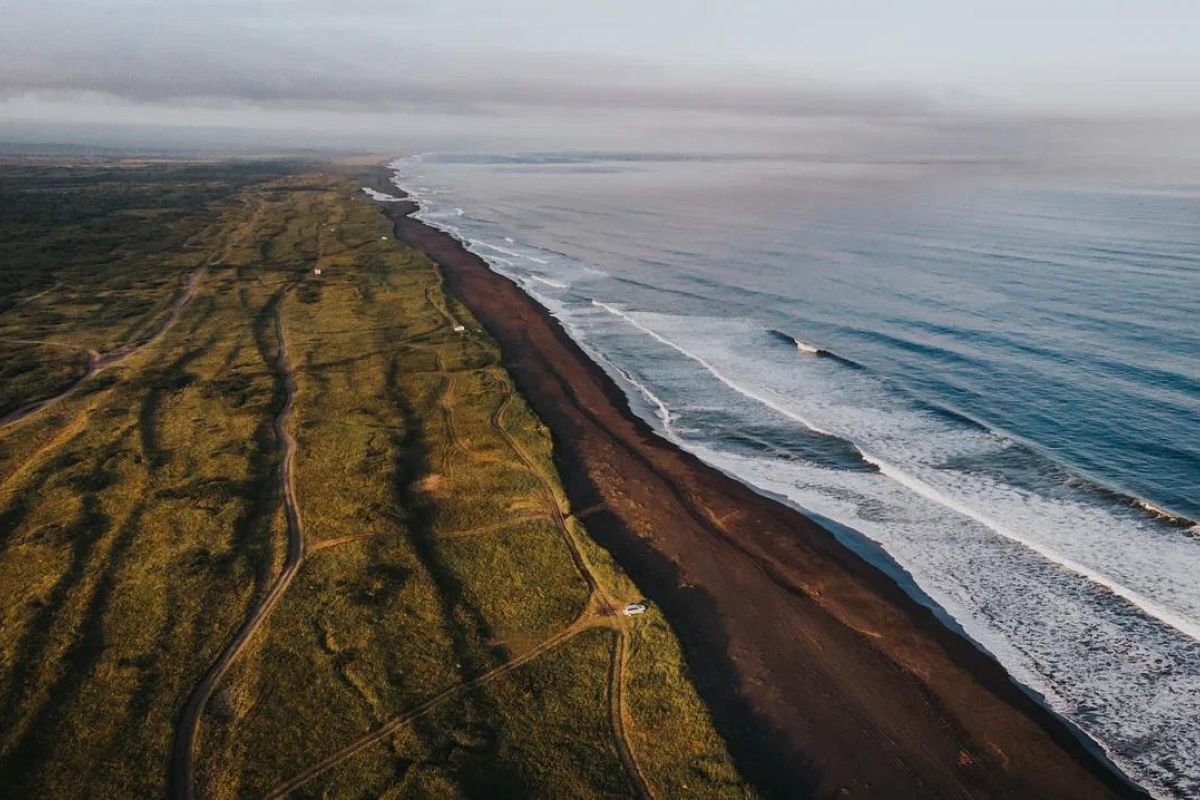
[390,154,1200,799]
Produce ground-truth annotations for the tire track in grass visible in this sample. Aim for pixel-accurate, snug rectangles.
[490,382,652,800]
[10,279,63,308]
[271,357,652,799]
[432,352,461,467]
[305,514,552,556]
[423,286,459,330]
[266,606,613,798]
[610,627,654,800]
[0,263,210,431]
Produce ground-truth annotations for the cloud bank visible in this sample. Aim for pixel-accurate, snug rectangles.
[2,0,1198,177]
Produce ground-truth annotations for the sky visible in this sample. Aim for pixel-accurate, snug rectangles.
[2,0,1199,170]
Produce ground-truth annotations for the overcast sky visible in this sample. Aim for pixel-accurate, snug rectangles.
[3,0,1199,165]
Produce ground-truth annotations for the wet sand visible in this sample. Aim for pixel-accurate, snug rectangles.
[375,173,1146,800]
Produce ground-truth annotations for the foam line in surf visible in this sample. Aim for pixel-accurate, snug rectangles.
[472,239,547,264]
[1064,475,1199,531]
[614,363,674,428]
[1130,497,1197,530]
[596,300,1200,644]
[592,301,842,439]
[559,317,676,431]
[361,187,404,202]
[860,449,1200,643]
[528,275,569,289]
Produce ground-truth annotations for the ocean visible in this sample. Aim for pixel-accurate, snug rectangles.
[389,153,1200,799]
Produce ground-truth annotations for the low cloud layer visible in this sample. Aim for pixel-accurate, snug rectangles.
[1,3,939,120]
[2,0,1198,175]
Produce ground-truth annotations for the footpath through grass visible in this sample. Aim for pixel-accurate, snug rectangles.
[0,159,754,799]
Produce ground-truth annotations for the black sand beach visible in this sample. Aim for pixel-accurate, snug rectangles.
[375,169,1147,800]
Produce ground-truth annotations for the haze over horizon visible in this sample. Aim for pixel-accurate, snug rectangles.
[3,0,1200,178]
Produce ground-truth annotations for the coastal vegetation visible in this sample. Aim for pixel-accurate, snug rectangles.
[0,159,752,798]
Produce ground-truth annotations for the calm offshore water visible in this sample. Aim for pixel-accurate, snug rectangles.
[390,154,1200,798]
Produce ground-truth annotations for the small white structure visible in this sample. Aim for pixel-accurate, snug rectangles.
[313,268,322,275]
[381,235,389,240]
[622,603,647,616]
[452,324,466,333]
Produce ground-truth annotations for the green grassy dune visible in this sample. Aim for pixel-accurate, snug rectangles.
[0,160,754,799]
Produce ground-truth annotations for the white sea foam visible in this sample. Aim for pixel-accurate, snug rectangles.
[610,359,674,428]
[361,187,404,202]
[591,301,837,437]
[592,308,1200,796]
[860,449,1200,642]
[1136,499,1187,523]
[529,275,569,289]
[620,311,1200,638]
[475,240,532,259]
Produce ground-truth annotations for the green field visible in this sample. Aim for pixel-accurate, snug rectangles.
[0,159,754,798]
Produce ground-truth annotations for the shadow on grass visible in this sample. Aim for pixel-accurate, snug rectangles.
[381,352,527,798]
[182,287,285,667]
[138,337,215,470]
[0,490,115,784]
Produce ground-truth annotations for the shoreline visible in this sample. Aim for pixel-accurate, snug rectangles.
[372,170,1147,799]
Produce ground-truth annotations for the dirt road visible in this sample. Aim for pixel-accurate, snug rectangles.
[170,290,304,800]
[1,264,208,430]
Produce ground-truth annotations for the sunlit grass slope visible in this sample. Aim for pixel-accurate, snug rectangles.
[0,160,753,799]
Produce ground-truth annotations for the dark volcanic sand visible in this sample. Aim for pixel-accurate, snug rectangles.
[374,174,1145,800]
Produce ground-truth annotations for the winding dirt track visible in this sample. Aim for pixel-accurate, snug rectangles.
[170,290,304,800]
[488,385,652,800]
[12,280,63,307]
[423,286,458,329]
[431,352,461,465]
[267,373,652,800]
[609,626,653,799]
[265,615,595,798]
[490,392,602,602]
[0,264,208,429]
[306,515,550,555]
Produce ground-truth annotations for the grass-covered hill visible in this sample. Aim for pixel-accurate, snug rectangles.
[0,159,753,799]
